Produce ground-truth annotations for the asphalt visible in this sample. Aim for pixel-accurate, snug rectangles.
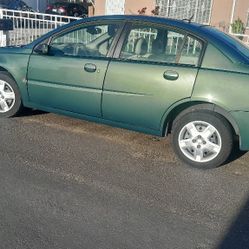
[0,112,249,249]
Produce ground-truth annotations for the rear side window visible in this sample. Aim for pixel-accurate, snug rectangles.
[120,24,203,66]
[203,26,249,60]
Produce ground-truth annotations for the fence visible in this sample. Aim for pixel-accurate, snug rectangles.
[231,33,249,46]
[156,0,213,25]
[0,8,79,47]
[0,7,249,48]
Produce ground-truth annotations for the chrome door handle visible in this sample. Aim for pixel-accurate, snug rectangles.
[84,63,97,73]
[163,70,179,81]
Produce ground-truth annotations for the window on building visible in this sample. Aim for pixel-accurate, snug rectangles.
[247,12,249,28]
[156,0,212,24]
[105,0,125,15]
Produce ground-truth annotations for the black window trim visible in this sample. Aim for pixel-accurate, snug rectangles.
[34,20,126,60]
[113,20,207,68]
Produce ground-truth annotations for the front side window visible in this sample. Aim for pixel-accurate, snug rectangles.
[49,23,120,58]
[120,24,203,66]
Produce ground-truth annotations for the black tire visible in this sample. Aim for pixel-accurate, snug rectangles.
[172,110,233,169]
[0,72,23,118]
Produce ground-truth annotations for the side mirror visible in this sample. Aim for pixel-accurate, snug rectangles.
[34,43,49,55]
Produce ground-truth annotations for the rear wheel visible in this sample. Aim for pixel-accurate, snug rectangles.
[0,72,23,118]
[172,110,233,169]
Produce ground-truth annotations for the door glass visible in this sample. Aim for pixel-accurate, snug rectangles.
[179,36,202,66]
[49,23,120,58]
[120,24,202,66]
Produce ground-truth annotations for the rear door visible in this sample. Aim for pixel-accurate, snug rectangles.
[102,22,204,131]
[27,21,123,117]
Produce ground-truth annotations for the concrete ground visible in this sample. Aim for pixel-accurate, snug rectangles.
[0,112,249,249]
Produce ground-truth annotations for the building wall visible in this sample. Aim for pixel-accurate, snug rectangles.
[94,0,156,16]
[210,0,249,33]
[124,0,156,15]
[94,0,106,16]
[94,0,249,35]
[233,0,249,34]
[210,0,233,32]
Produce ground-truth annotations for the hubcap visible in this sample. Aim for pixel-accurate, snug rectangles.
[178,121,222,163]
[0,80,15,113]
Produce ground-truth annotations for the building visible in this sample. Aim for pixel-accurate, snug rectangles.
[94,0,249,35]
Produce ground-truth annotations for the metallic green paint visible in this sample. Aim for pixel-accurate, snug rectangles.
[103,61,198,130]
[192,68,249,112]
[231,111,249,150]
[0,47,31,105]
[0,15,249,151]
[27,54,110,117]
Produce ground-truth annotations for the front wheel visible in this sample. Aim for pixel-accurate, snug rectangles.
[172,111,233,169]
[0,72,23,118]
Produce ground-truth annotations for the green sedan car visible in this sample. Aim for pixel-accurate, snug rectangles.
[0,15,248,168]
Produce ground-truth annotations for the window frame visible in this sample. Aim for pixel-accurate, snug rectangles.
[34,20,126,60]
[246,12,249,28]
[114,21,207,68]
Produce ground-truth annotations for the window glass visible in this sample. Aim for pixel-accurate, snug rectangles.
[179,36,202,65]
[120,24,202,66]
[49,23,120,58]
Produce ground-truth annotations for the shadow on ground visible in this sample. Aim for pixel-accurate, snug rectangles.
[227,139,247,164]
[217,195,249,249]
[17,109,47,117]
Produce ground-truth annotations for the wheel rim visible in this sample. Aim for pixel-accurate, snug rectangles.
[0,80,16,113]
[178,121,222,163]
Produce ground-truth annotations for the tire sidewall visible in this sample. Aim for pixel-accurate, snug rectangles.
[172,111,233,169]
[0,72,22,118]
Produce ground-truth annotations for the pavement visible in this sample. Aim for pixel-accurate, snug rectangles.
[0,111,249,249]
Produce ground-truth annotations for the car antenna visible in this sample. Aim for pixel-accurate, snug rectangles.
[182,14,194,23]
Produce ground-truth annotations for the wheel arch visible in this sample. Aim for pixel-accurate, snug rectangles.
[0,66,24,96]
[0,66,9,73]
[0,67,17,82]
[162,101,240,137]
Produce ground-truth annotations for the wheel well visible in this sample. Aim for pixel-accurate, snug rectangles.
[164,102,239,137]
[0,68,17,84]
[0,67,8,73]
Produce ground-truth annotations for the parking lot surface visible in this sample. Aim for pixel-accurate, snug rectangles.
[0,112,249,249]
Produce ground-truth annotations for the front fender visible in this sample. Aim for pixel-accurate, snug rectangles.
[0,47,32,105]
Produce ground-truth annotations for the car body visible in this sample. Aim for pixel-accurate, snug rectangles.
[45,2,88,17]
[0,15,248,168]
[0,0,34,11]
[0,0,8,8]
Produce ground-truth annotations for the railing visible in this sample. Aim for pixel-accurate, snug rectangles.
[0,8,80,47]
[230,33,249,46]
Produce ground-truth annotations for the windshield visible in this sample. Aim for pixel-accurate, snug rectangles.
[203,26,249,60]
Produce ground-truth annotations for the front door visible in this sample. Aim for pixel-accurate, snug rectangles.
[27,22,121,117]
[102,23,204,130]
